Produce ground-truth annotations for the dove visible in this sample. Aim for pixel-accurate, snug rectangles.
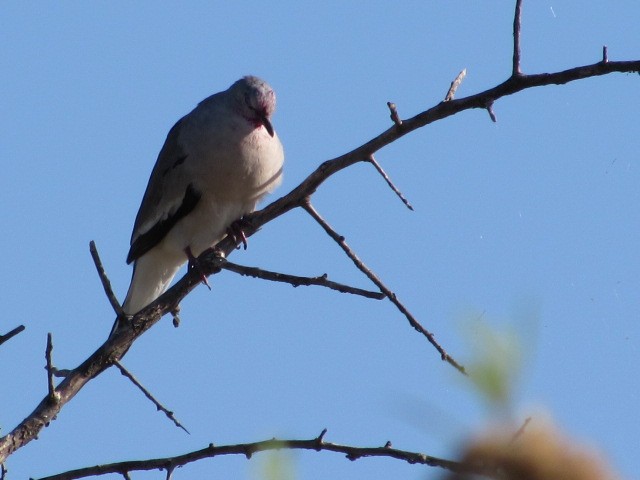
[114,76,284,331]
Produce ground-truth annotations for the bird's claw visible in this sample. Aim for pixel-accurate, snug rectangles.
[227,218,250,250]
[185,247,211,290]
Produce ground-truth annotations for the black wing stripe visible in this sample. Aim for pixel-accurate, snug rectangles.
[126,184,201,264]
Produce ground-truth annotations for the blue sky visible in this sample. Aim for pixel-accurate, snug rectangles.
[1,2,639,479]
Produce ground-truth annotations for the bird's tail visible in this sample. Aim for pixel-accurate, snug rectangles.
[109,248,184,337]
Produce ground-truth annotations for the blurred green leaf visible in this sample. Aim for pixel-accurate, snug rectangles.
[463,314,527,410]
[258,451,296,480]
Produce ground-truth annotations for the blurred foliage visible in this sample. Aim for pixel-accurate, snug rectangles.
[256,450,296,480]
[459,302,539,413]
[466,319,523,410]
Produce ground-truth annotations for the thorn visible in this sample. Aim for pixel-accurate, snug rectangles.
[387,102,402,126]
[486,102,497,123]
[171,306,181,328]
[444,69,467,101]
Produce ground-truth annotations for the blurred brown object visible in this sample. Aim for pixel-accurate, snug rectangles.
[445,418,619,480]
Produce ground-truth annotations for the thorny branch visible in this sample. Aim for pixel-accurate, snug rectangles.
[219,259,385,299]
[301,200,466,374]
[368,154,414,210]
[2,0,639,471]
[37,430,487,480]
[113,361,190,434]
[90,240,124,317]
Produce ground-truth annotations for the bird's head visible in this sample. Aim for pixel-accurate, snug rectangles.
[232,75,277,137]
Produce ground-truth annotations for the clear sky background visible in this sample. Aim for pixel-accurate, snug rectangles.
[1,2,639,479]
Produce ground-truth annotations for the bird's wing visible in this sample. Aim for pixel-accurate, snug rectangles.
[127,118,201,264]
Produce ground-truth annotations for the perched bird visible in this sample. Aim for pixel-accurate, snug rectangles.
[116,76,284,328]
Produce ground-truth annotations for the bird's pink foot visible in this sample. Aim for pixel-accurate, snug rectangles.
[185,247,211,290]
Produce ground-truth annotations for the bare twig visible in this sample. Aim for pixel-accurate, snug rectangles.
[512,0,524,75]
[302,199,466,374]
[444,69,467,101]
[1,463,7,480]
[89,241,124,317]
[368,155,414,210]
[45,333,58,404]
[0,325,25,348]
[37,431,486,480]
[510,417,532,443]
[387,102,402,126]
[220,260,385,299]
[602,45,608,63]
[113,360,189,434]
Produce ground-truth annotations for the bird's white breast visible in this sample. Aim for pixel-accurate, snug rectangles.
[158,106,284,258]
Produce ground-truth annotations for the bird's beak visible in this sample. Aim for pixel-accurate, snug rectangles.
[260,114,275,137]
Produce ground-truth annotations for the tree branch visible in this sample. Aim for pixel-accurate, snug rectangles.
[367,154,414,210]
[37,431,489,480]
[113,360,189,434]
[219,259,385,299]
[90,241,124,317]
